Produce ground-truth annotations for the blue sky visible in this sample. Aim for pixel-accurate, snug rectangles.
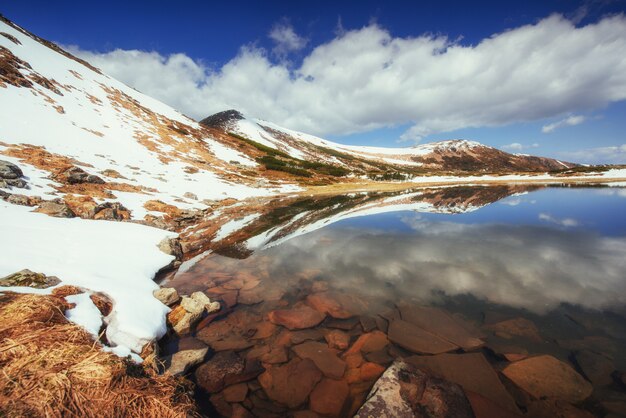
[4,0,626,163]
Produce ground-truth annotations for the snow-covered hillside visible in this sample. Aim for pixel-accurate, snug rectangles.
[0,18,297,220]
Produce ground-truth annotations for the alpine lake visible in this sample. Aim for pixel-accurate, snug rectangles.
[161,183,626,418]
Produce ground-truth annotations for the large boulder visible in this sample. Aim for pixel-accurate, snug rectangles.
[356,360,474,418]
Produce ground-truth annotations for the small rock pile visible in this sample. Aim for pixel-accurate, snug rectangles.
[0,159,27,189]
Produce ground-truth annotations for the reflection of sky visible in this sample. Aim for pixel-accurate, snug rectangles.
[256,187,626,313]
[335,187,626,237]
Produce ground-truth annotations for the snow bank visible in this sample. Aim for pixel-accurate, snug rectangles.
[0,201,176,353]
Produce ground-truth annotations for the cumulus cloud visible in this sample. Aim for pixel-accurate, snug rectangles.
[542,114,587,133]
[268,21,307,57]
[70,14,626,141]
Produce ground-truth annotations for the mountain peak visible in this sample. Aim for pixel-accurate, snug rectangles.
[199,109,245,129]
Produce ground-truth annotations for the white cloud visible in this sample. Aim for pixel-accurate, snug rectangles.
[561,144,626,164]
[542,114,587,133]
[539,213,580,227]
[268,22,307,57]
[70,14,626,141]
[502,142,540,151]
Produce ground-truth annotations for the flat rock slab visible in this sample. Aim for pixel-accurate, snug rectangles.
[309,378,350,417]
[356,360,474,418]
[306,291,367,319]
[268,305,325,330]
[485,317,543,342]
[502,355,593,403]
[466,391,523,418]
[195,351,244,393]
[575,349,615,386]
[292,341,347,379]
[388,319,459,354]
[258,358,322,408]
[399,305,485,350]
[406,352,519,413]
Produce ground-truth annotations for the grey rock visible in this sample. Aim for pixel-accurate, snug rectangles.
[0,269,61,289]
[356,360,474,418]
[0,160,23,180]
[191,291,221,313]
[63,166,105,184]
[183,192,198,200]
[7,194,33,206]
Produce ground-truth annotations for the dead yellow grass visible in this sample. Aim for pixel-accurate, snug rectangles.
[0,293,198,417]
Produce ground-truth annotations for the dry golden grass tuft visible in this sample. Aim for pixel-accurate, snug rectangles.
[0,293,198,417]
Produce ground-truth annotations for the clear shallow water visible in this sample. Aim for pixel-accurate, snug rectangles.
[165,185,626,417]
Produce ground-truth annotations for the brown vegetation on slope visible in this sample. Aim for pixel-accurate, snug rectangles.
[0,292,198,418]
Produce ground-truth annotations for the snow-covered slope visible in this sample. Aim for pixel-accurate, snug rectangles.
[0,18,297,220]
[201,109,578,173]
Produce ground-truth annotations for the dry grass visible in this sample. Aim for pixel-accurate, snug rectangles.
[0,293,198,418]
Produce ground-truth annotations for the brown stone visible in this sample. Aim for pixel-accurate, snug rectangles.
[399,305,484,350]
[223,383,248,403]
[360,362,386,381]
[195,351,244,393]
[89,293,112,316]
[502,355,593,403]
[306,291,367,319]
[310,378,350,417]
[526,398,595,418]
[486,317,543,342]
[575,349,614,386]
[406,352,519,413]
[466,391,522,418]
[360,315,378,332]
[209,393,232,417]
[268,305,325,330]
[210,336,254,352]
[290,328,326,344]
[231,404,254,418]
[324,329,350,350]
[325,316,360,330]
[292,411,320,418]
[388,319,459,354]
[251,321,277,339]
[258,358,323,408]
[293,341,347,379]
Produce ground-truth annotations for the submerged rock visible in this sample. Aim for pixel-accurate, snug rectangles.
[195,351,245,393]
[406,352,519,413]
[486,317,542,342]
[258,358,322,408]
[292,341,347,379]
[399,305,484,350]
[0,269,60,289]
[310,378,349,417]
[502,355,593,403]
[268,305,325,330]
[356,360,474,418]
[388,319,458,354]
